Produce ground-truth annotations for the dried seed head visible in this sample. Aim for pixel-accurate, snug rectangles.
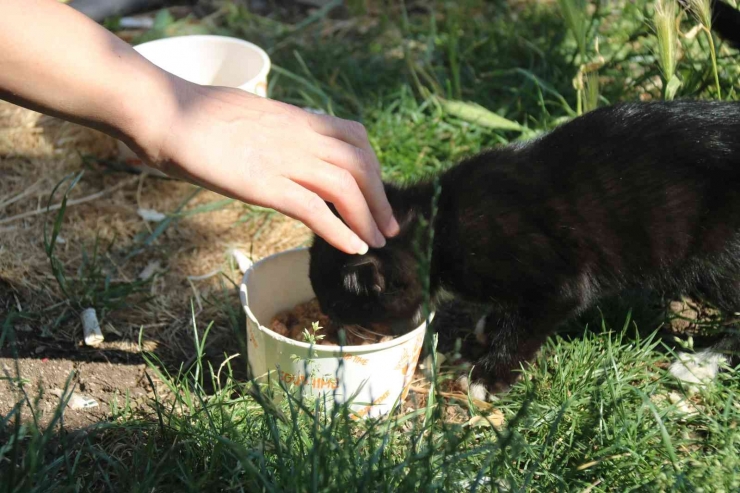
[653,0,679,82]
[687,0,713,30]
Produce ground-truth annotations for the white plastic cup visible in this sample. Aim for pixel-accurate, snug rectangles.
[239,248,431,419]
[117,35,271,174]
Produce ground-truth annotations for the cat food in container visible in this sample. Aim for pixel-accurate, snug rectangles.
[117,35,271,175]
[239,248,431,418]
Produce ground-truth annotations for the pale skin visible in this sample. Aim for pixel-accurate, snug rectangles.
[0,0,399,254]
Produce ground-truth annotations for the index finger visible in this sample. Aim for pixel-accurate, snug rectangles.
[307,114,400,237]
[259,177,370,256]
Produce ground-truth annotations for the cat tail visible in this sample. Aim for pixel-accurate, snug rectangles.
[711,0,740,49]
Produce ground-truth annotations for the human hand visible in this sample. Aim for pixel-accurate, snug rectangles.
[135,80,399,255]
[0,0,396,253]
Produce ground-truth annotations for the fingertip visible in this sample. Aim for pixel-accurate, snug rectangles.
[351,234,370,255]
[383,214,401,237]
[373,229,386,249]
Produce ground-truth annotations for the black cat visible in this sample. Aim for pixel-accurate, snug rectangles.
[309,100,740,398]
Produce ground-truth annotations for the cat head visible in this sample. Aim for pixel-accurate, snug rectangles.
[308,229,425,327]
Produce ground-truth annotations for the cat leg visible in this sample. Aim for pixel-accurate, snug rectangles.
[455,312,496,401]
[429,299,491,356]
[669,278,740,386]
[459,306,571,399]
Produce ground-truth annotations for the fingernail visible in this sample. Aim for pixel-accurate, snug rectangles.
[374,230,386,249]
[385,215,400,237]
[351,235,369,255]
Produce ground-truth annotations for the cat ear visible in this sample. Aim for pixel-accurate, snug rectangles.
[342,255,386,295]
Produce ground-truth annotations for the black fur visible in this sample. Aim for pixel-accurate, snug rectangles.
[309,100,740,393]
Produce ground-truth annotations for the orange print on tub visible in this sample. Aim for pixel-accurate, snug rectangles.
[342,353,369,365]
[352,388,392,419]
[397,333,424,401]
[278,370,338,390]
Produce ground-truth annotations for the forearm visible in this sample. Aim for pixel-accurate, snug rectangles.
[0,0,175,158]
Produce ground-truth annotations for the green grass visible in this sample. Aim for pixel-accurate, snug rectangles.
[5,311,740,491]
[3,0,740,491]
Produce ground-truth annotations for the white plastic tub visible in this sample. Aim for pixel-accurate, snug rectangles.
[118,35,271,173]
[239,248,431,418]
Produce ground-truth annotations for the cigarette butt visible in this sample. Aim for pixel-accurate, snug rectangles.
[81,308,104,346]
[231,249,253,273]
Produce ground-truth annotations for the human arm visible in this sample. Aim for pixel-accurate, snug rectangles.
[0,0,399,254]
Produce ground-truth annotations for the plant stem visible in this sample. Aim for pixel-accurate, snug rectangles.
[706,29,722,99]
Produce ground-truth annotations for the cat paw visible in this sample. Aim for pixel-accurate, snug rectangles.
[457,374,513,402]
[669,349,726,386]
[457,375,491,401]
